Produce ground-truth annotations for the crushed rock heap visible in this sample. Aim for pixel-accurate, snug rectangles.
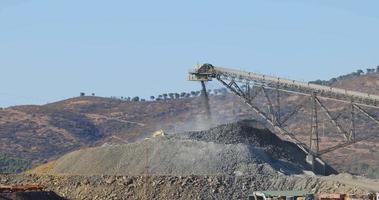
[32,120,331,176]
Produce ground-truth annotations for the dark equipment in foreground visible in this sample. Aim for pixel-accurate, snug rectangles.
[0,184,43,193]
[0,184,65,200]
[249,191,313,200]
[249,191,379,200]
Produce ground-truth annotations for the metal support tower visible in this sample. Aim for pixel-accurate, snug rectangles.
[189,63,379,158]
[310,92,319,154]
[350,102,356,142]
[276,84,281,126]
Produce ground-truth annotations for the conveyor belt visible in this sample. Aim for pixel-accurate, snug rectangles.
[190,64,379,108]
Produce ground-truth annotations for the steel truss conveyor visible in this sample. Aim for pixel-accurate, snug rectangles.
[189,64,379,158]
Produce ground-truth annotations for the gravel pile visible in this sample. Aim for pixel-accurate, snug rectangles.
[16,120,376,199]
[33,120,311,176]
[171,120,307,165]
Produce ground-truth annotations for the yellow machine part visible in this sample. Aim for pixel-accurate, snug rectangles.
[152,130,165,138]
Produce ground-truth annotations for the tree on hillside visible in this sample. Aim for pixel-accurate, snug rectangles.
[168,93,174,100]
[311,80,325,85]
[190,91,196,97]
[377,66,379,72]
[131,96,139,102]
[180,92,186,98]
[367,68,375,74]
[329,78,338,84]
[175,93,180,99]
[150,96,155,101]
[357,69,364,75]
[162,93,168,100]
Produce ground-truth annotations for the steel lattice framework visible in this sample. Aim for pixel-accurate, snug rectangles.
[189,64,379,158]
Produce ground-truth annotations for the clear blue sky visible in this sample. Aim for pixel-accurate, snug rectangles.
[1,0,378,107]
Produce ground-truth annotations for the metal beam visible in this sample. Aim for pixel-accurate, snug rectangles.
[354,104,379,125]
[232,81,246,98]
[332,107,348,121]
[315,97,349,140]
[246,83,251,100]
[310,93,319,154]
[248,86,263,103]
[318,133,377,155]
[280,103,305,126]
[261,87,276,124]
[349,102,356,141]
[276,84,281,124]
[216,76,313,155]
[317,104,377,155]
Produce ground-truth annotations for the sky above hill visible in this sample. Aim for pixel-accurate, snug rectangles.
[0,0,379,107]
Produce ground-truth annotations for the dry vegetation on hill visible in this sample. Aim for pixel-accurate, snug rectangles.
[0,70,378,178]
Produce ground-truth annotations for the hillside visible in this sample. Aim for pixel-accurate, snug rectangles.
[0,71,378,177]
[0,95,252,170]
[331,72,379,94]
